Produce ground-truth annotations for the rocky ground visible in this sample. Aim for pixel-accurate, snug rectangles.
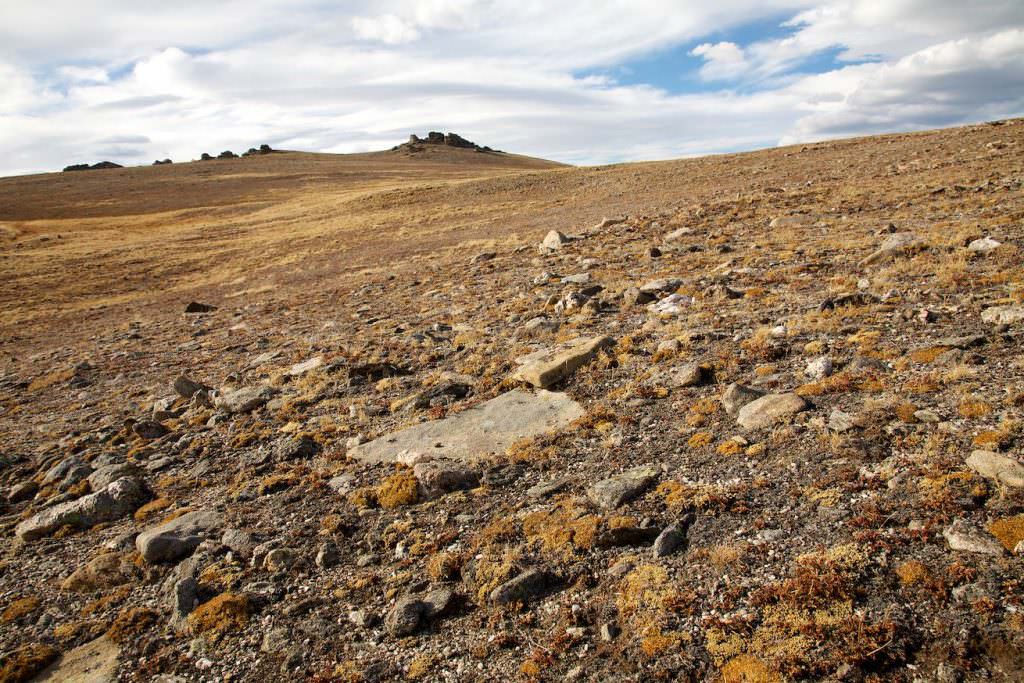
[1,119,1023,682]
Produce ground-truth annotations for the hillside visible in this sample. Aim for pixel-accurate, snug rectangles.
[1,121,1023,682]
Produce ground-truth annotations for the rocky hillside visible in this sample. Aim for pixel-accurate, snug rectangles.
[1,120,1023,682]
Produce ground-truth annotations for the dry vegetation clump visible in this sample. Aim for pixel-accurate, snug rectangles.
[187,593,251,638]
[0,597,40,625]
[0,643,59,683]
[376,469,420,509]
[106,606,161,644]
[705,544,905,679]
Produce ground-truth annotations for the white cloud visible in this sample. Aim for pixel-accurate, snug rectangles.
[352,14,421,44]
[56,65,109,84]
[690,41,750,80]
[782,29,1024,142]
[0,1,1021,176]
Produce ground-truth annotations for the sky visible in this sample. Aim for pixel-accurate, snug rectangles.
[1,1,1023,176]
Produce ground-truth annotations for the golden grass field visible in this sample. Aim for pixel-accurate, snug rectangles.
[1,124,1019,359]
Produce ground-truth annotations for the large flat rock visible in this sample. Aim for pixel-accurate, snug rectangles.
[349,389,585,463]
[33,636,119,682]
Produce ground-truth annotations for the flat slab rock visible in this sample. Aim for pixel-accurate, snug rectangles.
[349,389,585,463]
[512,336,614,389]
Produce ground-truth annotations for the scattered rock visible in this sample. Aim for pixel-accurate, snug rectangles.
[805,356,833,380]
[413,460,480,499]
[965,450,1024,487]
[828,408,859,433]
[652,519,690,558]
[736,393,809,429]
[981,305,1024,325]
[721,383,766,417]
[967,237,1001,253]
[943,519,1005,555]
[136,510,224,563]
[7,480,38,503]
[489,568,556,606]
[663,227,692,242]
[588,465,660,509]
[170,577,200,629]
[527,477,571,499]
[184,302,216,314]
[541,230,571,252]
[215,386,274,414]
[671,363,705,387]
[647,293,691,316]
[386,588,454,636]
[315,542,339,569]
[133,420,169,440]
[287,356,323,377]
[61,552,138,592]
[31,636,119,682]
[859,232,926,266]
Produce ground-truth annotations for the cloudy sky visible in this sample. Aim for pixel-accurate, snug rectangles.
[2,1,1023,176]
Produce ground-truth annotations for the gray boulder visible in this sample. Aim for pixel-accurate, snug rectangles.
[16,477,148,542]
[136,510,224,563]
[588,465,660,509]
[736,393,809,429]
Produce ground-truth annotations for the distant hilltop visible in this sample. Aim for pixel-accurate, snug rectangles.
[61,144,276,172]
[394,132,501,154]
